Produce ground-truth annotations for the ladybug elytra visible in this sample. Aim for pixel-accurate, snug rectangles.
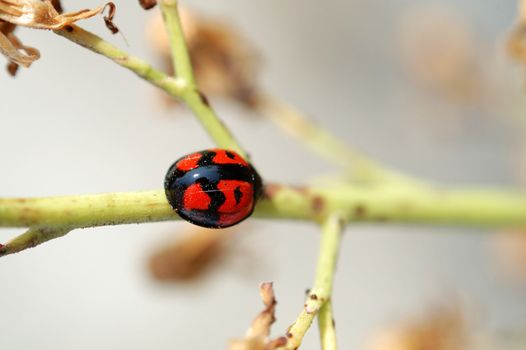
[164,149,263,228]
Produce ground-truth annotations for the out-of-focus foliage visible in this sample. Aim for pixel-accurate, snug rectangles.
[147,8,261,108]
[149,226,234,281]
[365,306,468,350]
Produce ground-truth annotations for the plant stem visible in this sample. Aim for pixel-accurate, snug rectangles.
[159,0,196,86]
[55,24,247,158]
[318,300,338,350]
[183,87,247,157]
[2,184,526,231]
[1,181,526,257]
[54,25,185,97]
[157,0,247,157]
[1,226,71,256]
[279,214,344,350]
[257,95,407,183]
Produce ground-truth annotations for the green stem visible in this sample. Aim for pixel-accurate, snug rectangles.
[54,25,186,97]
[159,0,196,85]
[2,182,526,256]
[183,91,247,157]
[318,300,338,350]
[280,214,344,350]
[1,226,71,256]
[2,184,526,231]
[55,24,247,158]
[257,95,406,183]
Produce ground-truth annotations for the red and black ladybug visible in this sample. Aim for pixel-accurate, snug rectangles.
[164,149,263,228]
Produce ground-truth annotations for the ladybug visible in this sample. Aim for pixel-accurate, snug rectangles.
[164,149,263,228]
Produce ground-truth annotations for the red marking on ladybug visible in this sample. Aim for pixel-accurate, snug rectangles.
[217,180,253,213]
[217,180,254,226]
[212,149,249,166]
[176,152,202,172]
[183,183,212,210]
[164,149,263,228]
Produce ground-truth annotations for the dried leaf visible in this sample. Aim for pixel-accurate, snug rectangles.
[0,0,117,74]
[246,282,277,339]
[228,282,283,350]
[0,0,111,30]
[50,0,62,13]
[0,29,39,68]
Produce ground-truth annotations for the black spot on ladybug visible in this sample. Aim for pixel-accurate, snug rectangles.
[310,294,318,300]
[197,178,225,211]
[197,150,216,167]
[225,150,236,159]
[234,186,243,204]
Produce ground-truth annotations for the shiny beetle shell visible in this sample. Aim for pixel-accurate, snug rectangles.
[164,149,263,228]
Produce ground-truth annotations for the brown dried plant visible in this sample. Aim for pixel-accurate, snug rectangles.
[366,305,468,350]
[149,226,234,281]
[507,0,526,67]
[147,7,261,108]
[229,282,287,350]
[0,0,117,75]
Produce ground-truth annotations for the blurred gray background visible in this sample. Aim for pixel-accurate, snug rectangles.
[1,0,526,349]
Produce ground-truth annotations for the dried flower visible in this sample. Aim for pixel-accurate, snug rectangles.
[0,20,39,74]
[0,0,117,75]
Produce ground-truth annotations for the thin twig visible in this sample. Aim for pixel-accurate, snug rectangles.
[55,24,247,158]
[257,95,409,183]
[279,214,344,350]
[157,0,248,158]
[318,300,338,350]
[54,25,185,96]
[1,226,72,256]
[159,0,196,85]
